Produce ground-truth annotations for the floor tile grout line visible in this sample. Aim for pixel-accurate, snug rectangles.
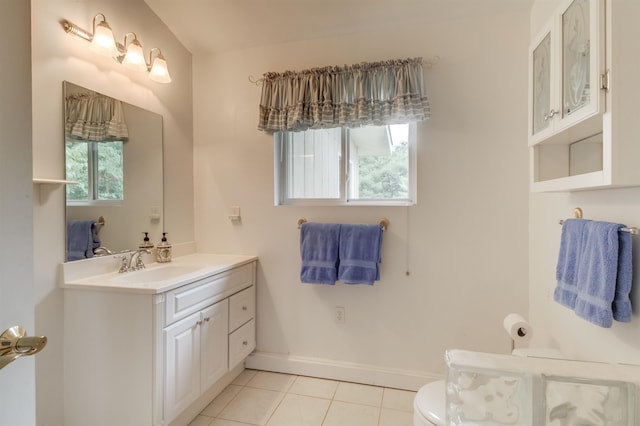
[199,370,416,425]
[319,398,330,426]
[214,371,256,423]
[262,373,298,426]
[217,378,250,419]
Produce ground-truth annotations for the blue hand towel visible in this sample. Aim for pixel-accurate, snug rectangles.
[574,221,631,327]
[338,224,383,285]
[67,220,100,261]
[554,219,590,309]
[613,230,633,323]
[300,222,340,284]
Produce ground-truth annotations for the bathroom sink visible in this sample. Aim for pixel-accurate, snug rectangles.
[109,264,200,284]
[62,253,258,293]
[62,262,210,293]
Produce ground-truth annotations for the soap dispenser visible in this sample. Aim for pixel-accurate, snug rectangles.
[139,232,154,249]
[156,232,172,263]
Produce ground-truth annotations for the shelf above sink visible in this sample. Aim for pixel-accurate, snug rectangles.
[33,178,77,185]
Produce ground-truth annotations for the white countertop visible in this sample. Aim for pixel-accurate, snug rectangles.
[62,253,258,294]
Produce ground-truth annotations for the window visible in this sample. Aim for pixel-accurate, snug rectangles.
[66,140,124,203]
[275,123,416,205]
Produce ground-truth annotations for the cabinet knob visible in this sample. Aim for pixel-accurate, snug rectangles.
[203,317,210,322]
[242,306,248,311]
[242,340,248,346]
[544,109,559,121]
[195,320,202,327]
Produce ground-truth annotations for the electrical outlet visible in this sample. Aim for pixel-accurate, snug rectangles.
[335,306,345,324]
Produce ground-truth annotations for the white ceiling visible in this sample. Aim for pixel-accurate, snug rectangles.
[144,0,533,55]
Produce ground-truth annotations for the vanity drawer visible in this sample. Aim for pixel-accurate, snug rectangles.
[165,264,253,326]
[229,286,255,332]
[229,319,255,368]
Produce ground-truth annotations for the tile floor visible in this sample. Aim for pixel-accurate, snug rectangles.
[189,369,417,426]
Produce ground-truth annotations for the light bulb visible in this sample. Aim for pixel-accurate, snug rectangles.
[122,39,147,72]
[149,54,172,83]
[89,21,118,57]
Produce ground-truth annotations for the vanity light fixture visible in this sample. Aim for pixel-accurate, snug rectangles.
[148,48,172,83]
[89,14,119,57]
[61,14,119,58]
[120,33,147,72]
[61,13,172,84]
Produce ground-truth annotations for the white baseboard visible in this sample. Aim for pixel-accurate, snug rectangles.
[245,351,442,391]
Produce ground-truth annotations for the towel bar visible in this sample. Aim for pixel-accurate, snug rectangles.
[96,216,106,233]
[297,217,389,231]
[559,220,639,234]
[558,208,639,234]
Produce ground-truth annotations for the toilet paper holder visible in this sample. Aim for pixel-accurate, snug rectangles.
[0,325,47,370]
[503,313,532,353]
[509,327,528,352]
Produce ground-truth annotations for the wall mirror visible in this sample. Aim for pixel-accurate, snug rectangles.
[64,81,163,262]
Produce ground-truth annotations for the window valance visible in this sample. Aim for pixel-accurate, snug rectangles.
[257,57,430,133]
[65,93,129,142]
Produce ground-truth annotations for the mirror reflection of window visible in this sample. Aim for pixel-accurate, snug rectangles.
[64,87,128,204]
[66,140,124,203]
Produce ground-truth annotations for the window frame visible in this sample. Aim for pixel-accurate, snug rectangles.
[66,140,125,206]
[274,123,417,206]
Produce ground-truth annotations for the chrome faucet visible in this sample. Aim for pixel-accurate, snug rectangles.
[129,249,151,271]
[117,249,151,273]
[93,246,114,256]
[117,255,130,273]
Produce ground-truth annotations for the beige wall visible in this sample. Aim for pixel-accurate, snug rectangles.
[0,1,36,424]
[31,1,193,423]
[193,11,530,382]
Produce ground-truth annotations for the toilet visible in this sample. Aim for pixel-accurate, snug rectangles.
[413,380,445,426]
[412,348,564,426]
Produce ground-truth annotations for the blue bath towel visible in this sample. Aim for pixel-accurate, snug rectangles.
[67,220,100,261]
[554,219,590,309]
[613,230,633,323]
[574,221,632,327]
[338,224,383,285]
[300,222,340,284]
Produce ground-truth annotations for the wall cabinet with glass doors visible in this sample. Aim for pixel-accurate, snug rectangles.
[528,0,640,192]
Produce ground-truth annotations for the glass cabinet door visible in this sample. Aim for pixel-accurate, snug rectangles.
[562,0,591,118]
[532,32,552,135]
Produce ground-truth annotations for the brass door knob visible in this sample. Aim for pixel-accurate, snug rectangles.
[0,326,47,370]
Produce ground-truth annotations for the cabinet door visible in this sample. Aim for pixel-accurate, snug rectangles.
[528,0,604,147]
[530,25,554,138]
[557,0,605,130]
[200,300,229,391]
[561,0,591,118]
[164,311,201,423]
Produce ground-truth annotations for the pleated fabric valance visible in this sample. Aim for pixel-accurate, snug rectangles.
[257,57,430,133]
[65,93,129,142]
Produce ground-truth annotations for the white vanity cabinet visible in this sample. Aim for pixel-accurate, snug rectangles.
[228,287,256,367]
[528,0,640,191]
[62,255,257,426]
[164,300,229,422]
